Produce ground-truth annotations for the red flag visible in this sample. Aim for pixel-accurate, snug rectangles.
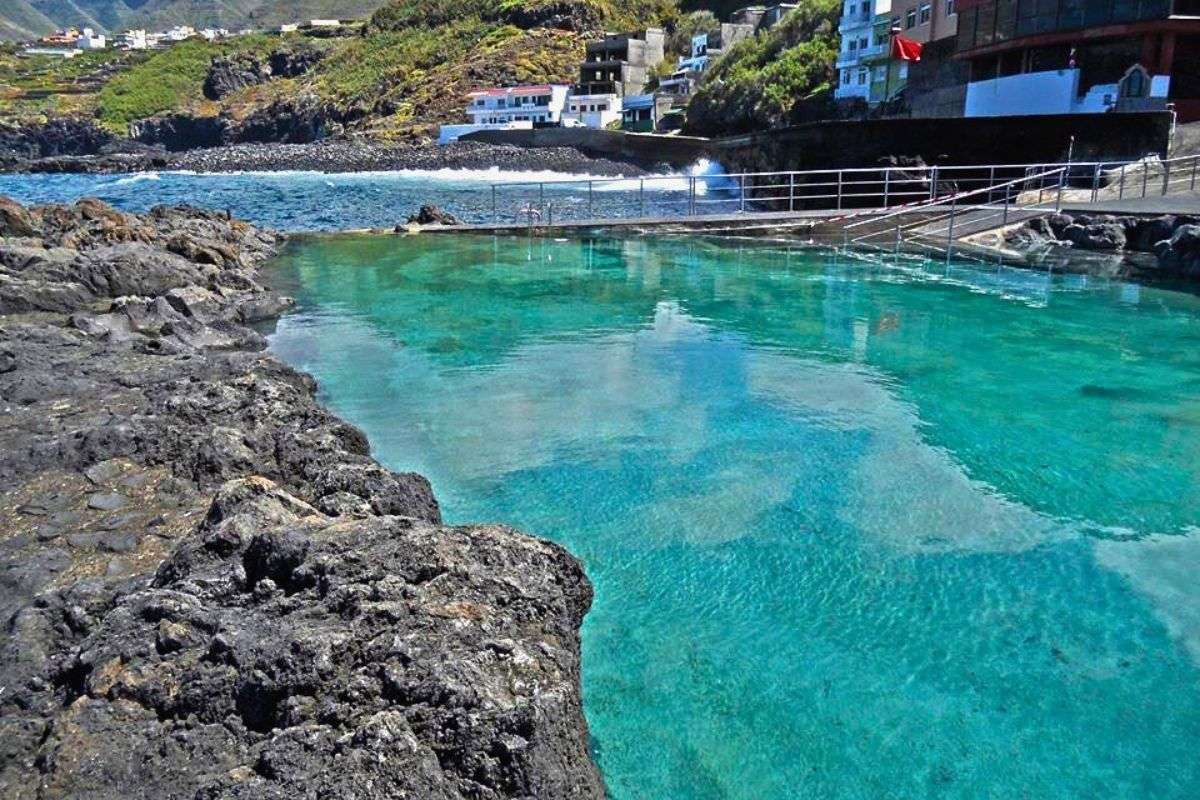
[891,35,923,61]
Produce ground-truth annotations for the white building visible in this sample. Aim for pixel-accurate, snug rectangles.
[308,19,341,28]
[280,23,300,33]
[21,47,80,58]
[834,0,883,101]
[200,28,230,41]
[964,64,1169,117]
[117,30,148,50]
[467,84,570,125]
[164,26,195,42]
[75,28,106,50]
[438,84,570,144]
[563,93,623,128]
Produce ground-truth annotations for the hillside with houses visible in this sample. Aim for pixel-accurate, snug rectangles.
[1,0,1195,161]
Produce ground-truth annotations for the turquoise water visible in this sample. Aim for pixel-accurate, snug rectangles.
[268,234,1200,799]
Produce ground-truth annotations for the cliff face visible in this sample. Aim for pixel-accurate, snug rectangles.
[0,197,604,799]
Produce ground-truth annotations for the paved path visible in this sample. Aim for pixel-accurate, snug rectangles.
[1062,191,1200,216]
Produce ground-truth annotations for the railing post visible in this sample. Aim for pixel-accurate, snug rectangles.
[789,172,795,212]
[1162,160,1170,196]
[740,174,746,213]
[639,178,645,217]
[836,170,843,211]
[588,180,593,218]
[539,182,545,218]
[548,201,553,227]
[1119,163,1126,199]
[1002,187,1009,226]
[1055,167,1064,212]
[894,220,901,254]
[988,166,995,204]
[689,176,696,216]
[1141,164,1148,198]
[929,165,938,201]
[946,192,957,263]
[883,168,890,208]
[1091,163,1101,202]
[1193,155,1199,191]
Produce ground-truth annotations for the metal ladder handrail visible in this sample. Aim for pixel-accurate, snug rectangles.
[841,166,1068,234]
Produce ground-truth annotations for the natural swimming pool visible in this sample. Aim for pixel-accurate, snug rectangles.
[268,233,1200,799]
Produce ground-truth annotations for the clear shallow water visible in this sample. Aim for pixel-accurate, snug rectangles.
[267,234,1200,799]
[0,164,737,231]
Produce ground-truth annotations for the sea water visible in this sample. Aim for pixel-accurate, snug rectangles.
[0,162,735,230]
[272,234,1200,798]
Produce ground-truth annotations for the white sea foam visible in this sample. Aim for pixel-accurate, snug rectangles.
[108,172,162,186]
[153,158,737,194]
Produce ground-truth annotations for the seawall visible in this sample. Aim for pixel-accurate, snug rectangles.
[468,112,1174,173]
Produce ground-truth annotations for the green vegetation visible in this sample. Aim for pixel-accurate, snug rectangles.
[666,9,719,55]
[95,34,326,132]
[0,46,148,120]
[685,0,840,136]
[7,0,794,141]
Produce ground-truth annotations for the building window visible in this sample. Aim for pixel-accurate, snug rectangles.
[891,15,900,27]
[858,67,868,84]
[849,39,857,51]
[842,68,851,84]
[860,36,869,49]
[919,3,931,23]
[946,0,955,14]
[905,8,917,27]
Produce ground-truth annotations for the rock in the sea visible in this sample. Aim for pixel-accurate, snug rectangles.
[404,204,461,227]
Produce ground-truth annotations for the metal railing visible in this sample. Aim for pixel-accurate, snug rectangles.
[479,153,1200,233]
[841,153,1200,261]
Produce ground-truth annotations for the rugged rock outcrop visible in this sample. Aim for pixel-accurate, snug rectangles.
[1003,212,1200,279]
[203,48,325,101]
[0,197,604,799]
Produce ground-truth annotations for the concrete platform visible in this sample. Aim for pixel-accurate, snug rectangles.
[1062,191,1200,216]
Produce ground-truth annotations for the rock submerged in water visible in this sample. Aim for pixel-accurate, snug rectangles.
[0,197,604,798]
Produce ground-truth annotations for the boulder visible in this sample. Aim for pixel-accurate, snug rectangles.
[1062,222,1126,251]
[1127,215,1177,252]
[404,205,461,227]
[1154,224,1200,277]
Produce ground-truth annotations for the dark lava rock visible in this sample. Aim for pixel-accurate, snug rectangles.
[87,492,128,512]
[404,204,462,227]
[1153,224,1200,277]
[203,54,274,101]
[0,197,603,798]
[1062,221,1126,251]
[0,478,601,799]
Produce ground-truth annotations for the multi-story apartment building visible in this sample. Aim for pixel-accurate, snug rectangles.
[866,0,958,104]
[835,0,883,101]
[955,0,1200,120]
[576,29,666,96]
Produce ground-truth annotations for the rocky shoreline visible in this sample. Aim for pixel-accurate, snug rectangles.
[1,119,653,176]
[0,198,604,798]
[990,211,1200,281]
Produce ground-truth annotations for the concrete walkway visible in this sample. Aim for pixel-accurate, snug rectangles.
[1062,191,1200,216]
